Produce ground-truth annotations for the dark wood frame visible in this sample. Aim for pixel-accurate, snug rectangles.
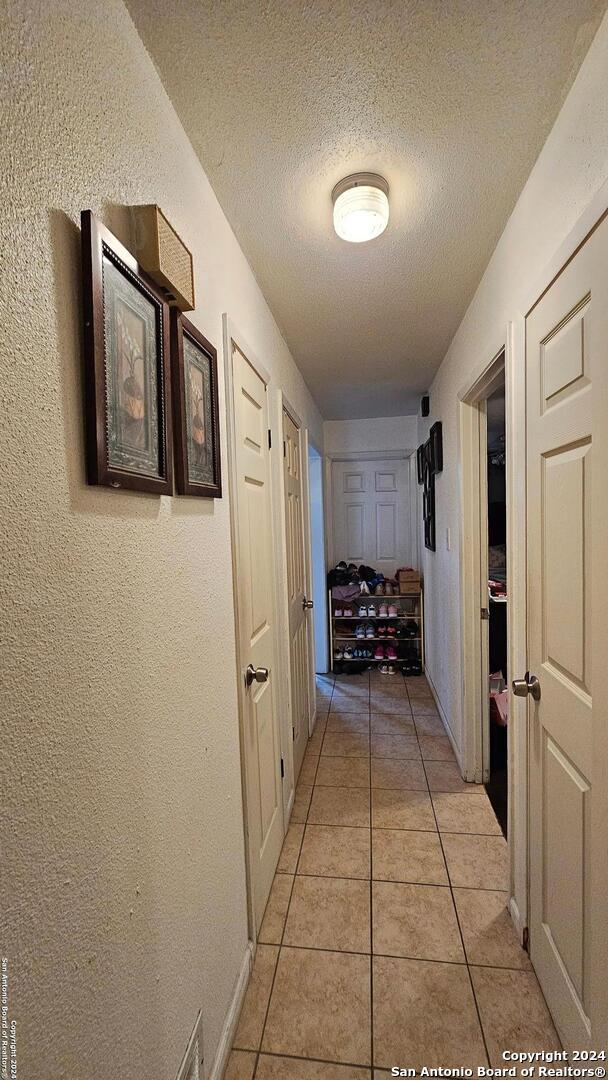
[171,312,222,498]
[422,439,436,551]
[430,420,443,474]
[81,210,173,494]
[416,443,425,485]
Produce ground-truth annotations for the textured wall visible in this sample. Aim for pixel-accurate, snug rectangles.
[0,2,322,1078]
[324,415,418,455]
[421,11,608,752]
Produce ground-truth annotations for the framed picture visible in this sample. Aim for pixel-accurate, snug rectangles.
[416,443,425,485]
[171,313,222,498]
[430,420,443,473]
[81,210,173,493]
[424,470,436,551]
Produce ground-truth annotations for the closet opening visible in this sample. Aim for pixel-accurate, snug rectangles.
[308,443,329,674]
[485,382,508,836]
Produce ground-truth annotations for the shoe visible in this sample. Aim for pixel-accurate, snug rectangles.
[358,604,368,617]
[334,647,343,660]
[405,620,418,638]
[386,645,398,661]
[367,602,377,617]
[388,603,398,617]
[343,645,354,659]
[385,581,393,596]
[374,583,384,595]
[379,662,390,675]
[378,603,388,618]
[365,623,375,638]
[387,663,397,675]
[386,624,396,636]
[377,625,386,637]
[374,645,384,660]
[355,623,365,639]
[334,607,343,617]
[343,607,353,617]
[360,581,370,595]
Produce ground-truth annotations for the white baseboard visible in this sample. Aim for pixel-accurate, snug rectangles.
[208,941,254,1080]
[423,668,463,771]
[509,895,526,946]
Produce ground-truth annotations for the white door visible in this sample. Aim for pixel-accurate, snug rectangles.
[526,217,607,1047]
[283,409,311,781]
[231,340,284,932]
[331,457,414,573]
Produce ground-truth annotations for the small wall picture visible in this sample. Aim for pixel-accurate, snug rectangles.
[171,313,222,498]
[81,210,173,493]
[430,420,443,473]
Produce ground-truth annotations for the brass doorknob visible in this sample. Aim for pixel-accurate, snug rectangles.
[245,664,270,688]
[303,598,314,610]
[512,672,541,702]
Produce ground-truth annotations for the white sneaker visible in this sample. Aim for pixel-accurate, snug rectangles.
[367,603,377,617]
[334,647,343,660]
[358,604,368,617]
[360,581,370,595]
[387,663,397,676]
[379,663,390,675]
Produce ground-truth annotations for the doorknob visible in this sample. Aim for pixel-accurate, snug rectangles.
[302,598,314,610]
[512,672,541,702]
[245,664,270,688]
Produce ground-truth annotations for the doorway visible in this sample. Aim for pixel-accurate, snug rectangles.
[308,442,329,675]
[485,382,508,836]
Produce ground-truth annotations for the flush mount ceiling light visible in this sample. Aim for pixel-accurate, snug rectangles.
[332,173,389,243]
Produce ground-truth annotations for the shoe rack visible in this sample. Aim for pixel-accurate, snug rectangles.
[329,589,424,673]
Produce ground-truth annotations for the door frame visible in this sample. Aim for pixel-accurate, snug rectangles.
[222,314,288,940]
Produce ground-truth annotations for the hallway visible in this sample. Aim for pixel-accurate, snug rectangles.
[226,672,560,1078]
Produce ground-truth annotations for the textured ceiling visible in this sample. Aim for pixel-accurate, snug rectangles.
[128,0,604,418]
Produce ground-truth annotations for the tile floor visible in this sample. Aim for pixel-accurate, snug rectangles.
[226,671,560,1079]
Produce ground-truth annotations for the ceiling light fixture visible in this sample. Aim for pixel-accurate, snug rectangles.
[332,172,389,243]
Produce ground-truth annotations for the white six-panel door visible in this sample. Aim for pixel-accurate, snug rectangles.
[231,340,284,932]
[283,408,311,782]
[526,216,607,1047]
[330,457,414,573]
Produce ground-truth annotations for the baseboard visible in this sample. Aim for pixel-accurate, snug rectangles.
[208,941,254,1080]
[423,667,463,771]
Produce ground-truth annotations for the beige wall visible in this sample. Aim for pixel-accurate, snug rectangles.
[324,415,418,456]
[420,11,608,753]
[0,2,322,1078]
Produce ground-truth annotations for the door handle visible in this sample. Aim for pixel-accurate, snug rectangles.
[245,664,270,688]
[512,672,541,702]
[302,598,314,610]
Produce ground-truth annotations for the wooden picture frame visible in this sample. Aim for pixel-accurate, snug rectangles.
[81,210,173,494]
[171,312,222,498]
[416,443,425,485]
[430,420,443,473]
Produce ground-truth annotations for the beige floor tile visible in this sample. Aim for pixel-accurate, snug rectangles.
[471,966,561,1065]
[409,700,438,716]
[414,713,446,736]
[292,783,313,823]
[331,690,370,713]
[371,758,427,790]
[256,1056,370,1080]
[233,944,279,1050]
[442,833,509,890]
[453,889,532,969]
[372,881,464,962]
[262,946,371,1065]
[370,713,414,735]
[370,695,410,716]
[308,725,326,753]
[259,873,293,944]
[326,713,370,733]
[315,755,371,789]
[418,735,454,761]
[432,792,502,835]
[308,786,371,827]
[371,733,421,759]
[284,875,371,952]
[424,760,484,793]
[298,824,371,879]
[277,823,305,873]
[373,955,487,1069]
[299,751,320,786]
[322,732,370,758]
[372,829,448,884]
[372,788,436,831]
[224,1049,257,1080]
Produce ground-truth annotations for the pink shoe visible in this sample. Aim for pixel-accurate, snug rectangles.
[374,645,384,660]
[388,603,398,617]
[386,645,398,661]
[378,602,388,617]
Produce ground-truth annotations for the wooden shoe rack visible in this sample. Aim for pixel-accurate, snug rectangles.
[329,589,424,673]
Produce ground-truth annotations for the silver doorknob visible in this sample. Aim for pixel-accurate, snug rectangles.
[512,672,541,702]
[245,664,270,688]
[302,598,314,610]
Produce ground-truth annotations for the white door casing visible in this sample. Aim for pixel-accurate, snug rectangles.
[526,216,607,1047]
[227,335,284,934]
[283,408,311,782]
[330,455,415,573]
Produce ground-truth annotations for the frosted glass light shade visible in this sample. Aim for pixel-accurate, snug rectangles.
[332,173,389,243]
